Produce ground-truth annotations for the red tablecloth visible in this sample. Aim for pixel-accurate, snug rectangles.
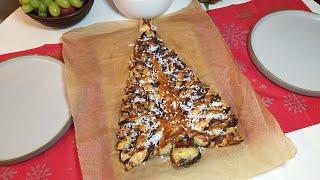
[207,0,319,133]
[0,0,319,179]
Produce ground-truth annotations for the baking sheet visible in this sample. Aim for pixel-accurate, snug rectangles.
[62,2,296,179]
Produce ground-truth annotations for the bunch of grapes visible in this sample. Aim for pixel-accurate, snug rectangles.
[19,0,84,17]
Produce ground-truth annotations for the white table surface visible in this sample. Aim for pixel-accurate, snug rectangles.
[0,0,319,179]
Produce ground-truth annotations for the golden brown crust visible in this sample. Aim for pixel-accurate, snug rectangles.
[117,19,243,171]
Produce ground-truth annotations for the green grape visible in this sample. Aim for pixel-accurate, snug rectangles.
[55,0,70,8]
[43,0,53,6]
[21,4,34,13]
[19,0,31,5]
[30,0,41,8]
[38,1,47,12]
[38,10,48,17]
[48,2,61,17]
[69,0,83,8]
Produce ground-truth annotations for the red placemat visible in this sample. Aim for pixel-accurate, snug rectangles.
[1,0,319,179]
[0,44,63,63]
[207,0,320,133]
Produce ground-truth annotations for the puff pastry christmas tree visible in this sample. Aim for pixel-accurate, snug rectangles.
[117,19,243,171]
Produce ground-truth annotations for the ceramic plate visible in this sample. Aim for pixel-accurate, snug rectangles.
[0,55,71,165]
[249,10,320,96]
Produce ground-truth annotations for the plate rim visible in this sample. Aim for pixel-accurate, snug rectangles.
[0,54,72,165]
[248,10,320,97]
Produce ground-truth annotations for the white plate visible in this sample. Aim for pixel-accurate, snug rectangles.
[0,55,71,165]
[249,10,320,96]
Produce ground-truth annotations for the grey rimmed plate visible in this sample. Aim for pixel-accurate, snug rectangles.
[0,55,71,165]
[249,10,320,97]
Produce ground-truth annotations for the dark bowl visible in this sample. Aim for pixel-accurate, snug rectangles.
[27,0,94,28]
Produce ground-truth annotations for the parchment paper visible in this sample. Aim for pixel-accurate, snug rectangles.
[62,2,296,179]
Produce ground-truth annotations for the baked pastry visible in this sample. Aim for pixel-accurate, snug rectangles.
[198,0,221,4]
[117,19,243,171]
